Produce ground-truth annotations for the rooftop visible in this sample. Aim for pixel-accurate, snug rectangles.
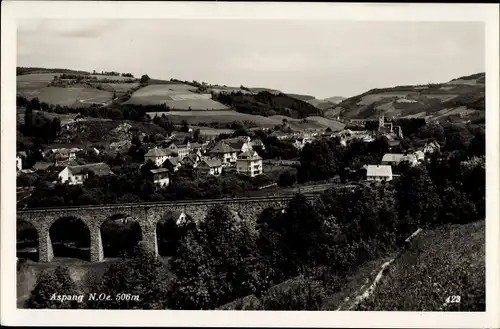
[145,147,169,157]
[201,159,222,168]
[238,150,262,161]
[366,164,392,177]
[210,141,238,154]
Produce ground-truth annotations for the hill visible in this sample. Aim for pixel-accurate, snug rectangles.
[16,66,345,129]
[354,220,485,311]
[327,73,485,121]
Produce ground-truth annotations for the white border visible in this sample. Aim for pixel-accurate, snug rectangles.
[2,2,499,327]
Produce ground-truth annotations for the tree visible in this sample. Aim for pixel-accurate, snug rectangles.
[181,120,189,133]
[169,205,262,309]
[26,268,79,309]
[54,266,80,309]
[140,74,151,84]
[26,270,62,309]
[90,242,170,309]
[277,170,297,187]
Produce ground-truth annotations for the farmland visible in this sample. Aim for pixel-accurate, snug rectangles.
[329,72,485,120]
[17,86,113,107]
[147,110,345,130]
[125,84,228,110]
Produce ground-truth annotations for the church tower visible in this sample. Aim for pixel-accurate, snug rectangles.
[378,110,385,132]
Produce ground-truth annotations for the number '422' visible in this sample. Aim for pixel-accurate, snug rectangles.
[446,295,461,303]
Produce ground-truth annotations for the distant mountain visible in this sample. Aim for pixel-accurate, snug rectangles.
[325,73,485,122]
[323,96,346,104]
[287,93,316,101]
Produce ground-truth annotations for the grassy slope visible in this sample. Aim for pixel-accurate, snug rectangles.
[327,72,485,120]
[148,110,345,131]
[355,220,485,311]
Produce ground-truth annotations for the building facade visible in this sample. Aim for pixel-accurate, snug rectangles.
[236,150,263,177]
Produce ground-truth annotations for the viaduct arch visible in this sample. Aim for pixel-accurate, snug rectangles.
[17,196,306,263]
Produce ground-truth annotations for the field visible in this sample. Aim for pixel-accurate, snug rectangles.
[355,220,485,311]
[125,84,228,110]
[147,110,345,131]
[17,86,113,107]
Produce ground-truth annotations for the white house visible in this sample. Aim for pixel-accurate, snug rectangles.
[209,141,238,166]
[198,159,223,176]
[58,163,113,185]
[144,147,170,167]
[236,150,263,177]
[414,150,425,162]
[150,168,170,187]
[292,137,313,150]
[366,165,393,182]
[165,158,182,172]
[381,153,418,167]
[423,141,441,154]
[168,141,191,160]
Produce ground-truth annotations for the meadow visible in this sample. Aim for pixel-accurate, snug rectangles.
[125,84,228,110]
[17,86,113,107]
[147,110,345,130]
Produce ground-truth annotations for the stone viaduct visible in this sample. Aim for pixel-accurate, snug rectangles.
[17,195,315,263]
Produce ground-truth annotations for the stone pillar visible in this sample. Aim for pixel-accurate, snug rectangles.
[140,223,158,256]
[38,226,53,263]
[89,224,104,263]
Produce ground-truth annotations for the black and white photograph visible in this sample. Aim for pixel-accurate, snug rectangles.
[1,2,499,327]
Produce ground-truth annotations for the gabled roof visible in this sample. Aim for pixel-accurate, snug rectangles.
[145,147,169,157]
[166,157,180,166]
[210,141,238,154]
[366,165,392,177]
[67,163,113,176]
[200,159,222,168]
[238,150,262,161]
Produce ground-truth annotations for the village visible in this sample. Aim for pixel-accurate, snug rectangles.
[15,110,443,195]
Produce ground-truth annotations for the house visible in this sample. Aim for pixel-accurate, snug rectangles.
[250,138,266,151]
[423,141,441,154]
[366,165,393,182]
[144,147,170,167]
[190,142,203,154]
[165,157,182,172]
[167,141,191,160]
[16,155,23,171]
[414,150,425,162]
[292,137,313,150]
[110,140,131,152]
[381,153,418,167]
[182,154,199,168]
[236,150,263,177]
[58,163,113,185]
[150,168,170,187]
[162,210,189,225]
[270,131,289,140]
[198,159,223,176]
[209,141,238,166]
[224,137,252,153]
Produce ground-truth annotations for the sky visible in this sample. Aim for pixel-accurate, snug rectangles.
[17,19,485,99]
